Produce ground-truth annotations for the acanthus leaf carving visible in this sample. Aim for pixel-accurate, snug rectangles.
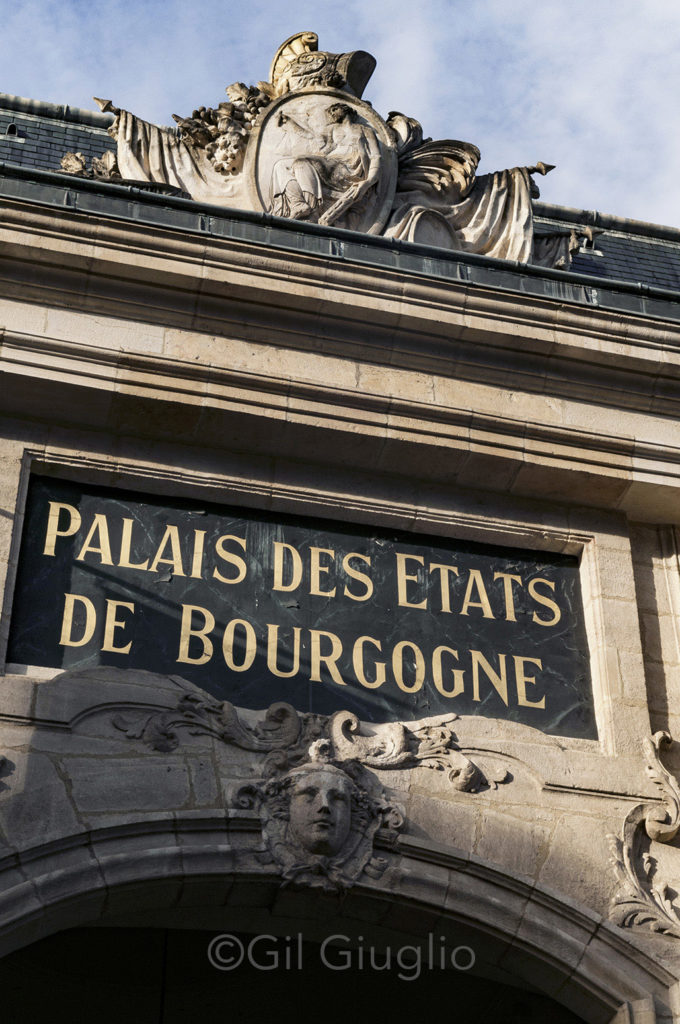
[608,731,680,938]
[114,697,509,794]
[112,690,513,892]
[113,695,315,757]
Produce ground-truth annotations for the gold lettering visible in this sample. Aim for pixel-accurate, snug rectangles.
[44,502,81,557]
[266,624,302,678]
[149,525,186,577]
[190,529,206,579]
[310,546,336,598]
[213,535,246,584]
[529,578,561,626]
[342,553,373,602]
[118,518,149,571]
[59,593,96,647]
[471,650,508,705]
[396,553,426,609]
[75,513,113,565]
[309,629,346,686]
[177,604,214,664]
[432,645,464,697]
[222,617,257,672]
[272,541,303,592]
[460,569,494,618]
[392,640,425,693]
[352,636,386,689]
[428,563,459,613]
[494,572,522,622]
[102,599,135,654]
[514,655,546,708]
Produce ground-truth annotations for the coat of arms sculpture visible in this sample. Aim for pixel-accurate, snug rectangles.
[66,31,572,267]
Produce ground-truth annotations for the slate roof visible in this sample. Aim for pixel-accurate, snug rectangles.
[0,94,114,174]
[2,90,680,296]
[535,208,680,292]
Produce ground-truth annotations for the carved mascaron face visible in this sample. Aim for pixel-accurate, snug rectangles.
[287,767,352,856]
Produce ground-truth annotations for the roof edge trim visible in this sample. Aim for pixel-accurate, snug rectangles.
[0,93,113,129]
[534,200,680,244]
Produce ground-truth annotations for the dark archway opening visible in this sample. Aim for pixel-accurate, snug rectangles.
[0,925,586,1023]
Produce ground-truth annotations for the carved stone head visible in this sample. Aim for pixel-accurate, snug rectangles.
[258,740,395,891]
[287,763,353,856]
[326,102,355,125]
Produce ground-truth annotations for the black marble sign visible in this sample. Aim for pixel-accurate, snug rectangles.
[6,476,597,738]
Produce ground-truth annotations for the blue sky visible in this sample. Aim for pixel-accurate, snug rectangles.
[2,0,678,227]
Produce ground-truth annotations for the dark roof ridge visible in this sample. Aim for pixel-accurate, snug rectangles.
[0,92,113,129]
[534,201,680,245]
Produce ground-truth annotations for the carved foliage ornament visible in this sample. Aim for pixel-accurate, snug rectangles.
[57,30,585,267]
[113,696,508,793]
[114,695,508,891]
[608,732,680,937]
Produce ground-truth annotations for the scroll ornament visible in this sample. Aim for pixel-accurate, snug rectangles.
[608,732,680,937]
[113,695,508,793]
[60,30,582,268]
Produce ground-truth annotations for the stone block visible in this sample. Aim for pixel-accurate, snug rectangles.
[473,809,551,881]
[0,752,80,850]
[66,757,190,813]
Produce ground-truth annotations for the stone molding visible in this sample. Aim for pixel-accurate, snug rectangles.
[2,323,680,487]
[0,198,679,391]
[0,664,662,798]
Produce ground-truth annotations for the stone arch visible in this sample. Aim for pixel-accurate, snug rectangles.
[0,814,674,1023]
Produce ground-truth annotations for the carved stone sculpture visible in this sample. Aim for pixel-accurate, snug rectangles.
[60,149,121,181]
[114,695,509,792]
[609,732,680,937]
[77,30,573,268]
[234,739,403,891]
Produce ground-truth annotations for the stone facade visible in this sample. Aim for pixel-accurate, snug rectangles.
[2,38,680,1023]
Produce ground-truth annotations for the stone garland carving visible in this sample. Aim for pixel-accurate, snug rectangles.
[113,695,509,793]
[608,731,680,937]
[59,30,586,268]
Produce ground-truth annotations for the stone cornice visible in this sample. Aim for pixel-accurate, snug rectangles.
[3,189,680,518]
[2,326,680,481]
[1,195,680,411]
